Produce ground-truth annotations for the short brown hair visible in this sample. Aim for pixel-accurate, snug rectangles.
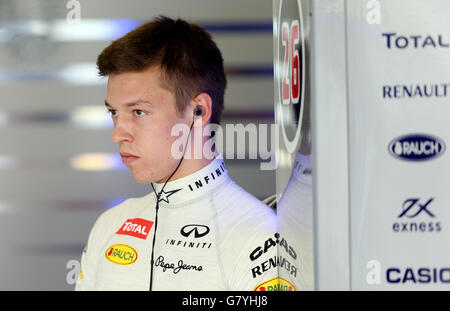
[97,15,227,124]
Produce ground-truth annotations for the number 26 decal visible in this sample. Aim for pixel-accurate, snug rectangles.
[281,20,300,105]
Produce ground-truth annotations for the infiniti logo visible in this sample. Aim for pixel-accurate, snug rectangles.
[180,224,210,238]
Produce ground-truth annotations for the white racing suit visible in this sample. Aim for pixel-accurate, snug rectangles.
[75,157,279,291]
[277,153,314,290]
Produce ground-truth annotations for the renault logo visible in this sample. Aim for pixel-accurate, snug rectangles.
[180,224,210,238]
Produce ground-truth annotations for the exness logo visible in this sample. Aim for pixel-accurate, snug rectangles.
[393,198,441,233]
[398,198,435,218]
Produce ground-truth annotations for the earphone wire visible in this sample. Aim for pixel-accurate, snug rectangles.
[148,116,197,291]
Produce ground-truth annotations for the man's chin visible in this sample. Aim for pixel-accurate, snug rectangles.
[130,171,161,185]
[129,171,150,184]
[133,178,148,185]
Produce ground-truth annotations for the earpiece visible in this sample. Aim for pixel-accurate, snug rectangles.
[194,107,202,117]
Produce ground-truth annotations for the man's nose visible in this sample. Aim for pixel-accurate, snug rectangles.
[112,119,134,144]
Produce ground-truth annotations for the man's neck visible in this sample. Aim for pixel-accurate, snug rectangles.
[155,154,218,184]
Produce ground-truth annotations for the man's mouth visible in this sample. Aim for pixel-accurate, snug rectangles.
[120,152,139,164]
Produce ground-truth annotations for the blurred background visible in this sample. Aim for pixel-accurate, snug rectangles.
[0,0,275,290]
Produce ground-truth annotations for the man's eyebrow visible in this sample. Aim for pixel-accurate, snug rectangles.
[104,100,152,108]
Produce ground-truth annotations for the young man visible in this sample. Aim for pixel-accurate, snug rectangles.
[75,16,277,291]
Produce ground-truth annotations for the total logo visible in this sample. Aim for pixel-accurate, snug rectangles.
[105,244,138,265]
[388,134,445,161]
[382,33,449,49]
[392,198,441,233]
[116,218,154,240]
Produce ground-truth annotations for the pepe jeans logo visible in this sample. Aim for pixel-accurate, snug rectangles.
[180,225,210,238]
[388,134,445,161]
[154,256,203,274]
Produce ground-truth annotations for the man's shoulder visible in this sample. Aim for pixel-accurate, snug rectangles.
[92,192,155,231]
[216,180,277,233]
[221,180,275,213]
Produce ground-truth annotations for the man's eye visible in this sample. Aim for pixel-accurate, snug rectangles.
[134,110,146,116]
[108,109,117,117]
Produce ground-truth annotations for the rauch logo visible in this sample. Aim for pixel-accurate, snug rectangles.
[388,134,445,161]
[105,244,138,265]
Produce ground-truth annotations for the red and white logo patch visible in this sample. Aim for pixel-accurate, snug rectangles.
[116,218,154,240]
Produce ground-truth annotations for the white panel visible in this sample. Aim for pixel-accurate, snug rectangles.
[346,0,450,290]
[311,0,350,290]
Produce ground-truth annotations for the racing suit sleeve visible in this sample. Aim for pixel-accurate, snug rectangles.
[74,245,91,291]
[225,209,279,291]
[74,212,105,291]
[234,234,278,291]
